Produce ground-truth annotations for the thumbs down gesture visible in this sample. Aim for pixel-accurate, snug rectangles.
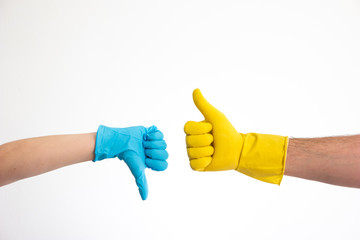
[94,125,168,200]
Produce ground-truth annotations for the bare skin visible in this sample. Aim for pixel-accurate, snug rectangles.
[0,133,96,186]
[285,135,360,188]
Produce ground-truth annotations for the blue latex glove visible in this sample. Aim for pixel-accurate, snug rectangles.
[94,125,168,200]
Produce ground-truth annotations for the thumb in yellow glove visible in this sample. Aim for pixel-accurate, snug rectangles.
[184,89,288,184]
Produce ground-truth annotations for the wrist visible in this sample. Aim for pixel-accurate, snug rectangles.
[94,125,108,161]
[236,133,288,185]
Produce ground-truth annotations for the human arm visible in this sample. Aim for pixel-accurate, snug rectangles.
[0,125,169,200]
[0,133,96,187]
[184,89,360,188]
[285,136,360,188]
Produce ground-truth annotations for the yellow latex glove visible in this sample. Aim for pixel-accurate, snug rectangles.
[184,89,289,184]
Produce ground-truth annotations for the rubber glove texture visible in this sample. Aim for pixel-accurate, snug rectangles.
[94,125,168,200]
[184,89,288,185]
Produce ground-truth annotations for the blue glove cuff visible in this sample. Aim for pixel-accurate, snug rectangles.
[93,125,107,162]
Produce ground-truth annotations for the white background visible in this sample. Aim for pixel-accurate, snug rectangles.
[1,0,360,239]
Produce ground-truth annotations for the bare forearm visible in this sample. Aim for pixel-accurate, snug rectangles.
[285,135,360,188]
[0,133,96,186]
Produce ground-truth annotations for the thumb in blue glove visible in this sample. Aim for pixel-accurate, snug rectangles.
[94,125,168,200]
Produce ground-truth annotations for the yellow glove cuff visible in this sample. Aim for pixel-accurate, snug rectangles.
[236,133,289,185]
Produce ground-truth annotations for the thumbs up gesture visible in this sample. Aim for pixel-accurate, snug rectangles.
[184,89,244,171]
[184,89,289,185]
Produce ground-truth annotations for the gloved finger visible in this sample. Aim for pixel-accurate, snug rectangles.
[143,140,167,150]
[145,149,169,160]
[184,121,212,135]
[187,146,214,159]
[147,130,164,141]
[145,158,168,171]
[135,169,148,200]
[193,89,223,121]
[186,134,213,147]
[122,151,148,200]
[190,157,212,171]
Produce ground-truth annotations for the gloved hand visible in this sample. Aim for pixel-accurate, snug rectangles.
[184,89,288,184]
[94,125,168,200]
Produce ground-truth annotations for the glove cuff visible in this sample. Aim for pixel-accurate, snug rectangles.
[236,133,289,185]
[93,125,107,162]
